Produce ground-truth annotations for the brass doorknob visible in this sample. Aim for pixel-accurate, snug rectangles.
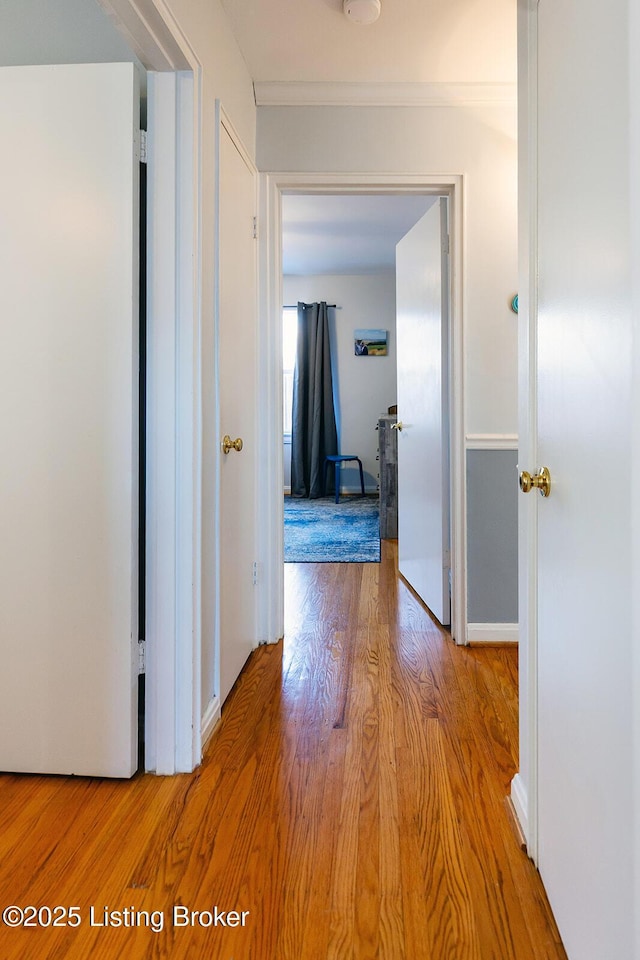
[222,435,243,455]
[519,466,551,498]
[390,421,403,431]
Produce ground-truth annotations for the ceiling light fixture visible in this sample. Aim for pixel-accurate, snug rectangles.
[343,0,381,25]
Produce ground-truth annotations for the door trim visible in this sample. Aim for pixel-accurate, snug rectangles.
[259,172,467,647]
[97,0,193,70]
[100,0,204,774]
[513,0,539,859]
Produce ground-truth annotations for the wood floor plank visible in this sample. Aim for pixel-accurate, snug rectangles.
[0,541,567,960]
[355,622,381,960]
[377,616,405,960]
[326,634,365,960]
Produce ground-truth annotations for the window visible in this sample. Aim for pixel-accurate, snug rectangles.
[283,307,297,439]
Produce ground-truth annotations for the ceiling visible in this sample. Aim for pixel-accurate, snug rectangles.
[228,0,514,271]
[1,0,513,277]
[220,0,516,88]
[1,0,516,87]
[282,194,437,275]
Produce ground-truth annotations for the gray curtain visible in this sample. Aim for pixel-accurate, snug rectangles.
[290,301,338,498]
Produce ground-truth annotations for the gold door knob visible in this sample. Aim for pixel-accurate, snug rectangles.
[519,466,551,498]
[222,435,243,455]
[390,421,403,431]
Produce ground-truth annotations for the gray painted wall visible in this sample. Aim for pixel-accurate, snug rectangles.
[0,0,142,66]
[466,449,518,623]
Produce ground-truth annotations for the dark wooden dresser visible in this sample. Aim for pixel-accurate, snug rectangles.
[377,415,398,539]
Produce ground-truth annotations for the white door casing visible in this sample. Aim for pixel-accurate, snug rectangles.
[396,198,451,627]
[260,173,466,647]
[217,111,259,703]
[0,63,139,778]
[100,0,204,778]
[144,70,203,774]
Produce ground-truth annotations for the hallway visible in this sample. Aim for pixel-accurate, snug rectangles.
[0,542,564,959]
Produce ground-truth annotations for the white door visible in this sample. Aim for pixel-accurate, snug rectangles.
[0,64,140,778]
[395,198,451,626]
[218,119,258,703]
[521,1,635,956]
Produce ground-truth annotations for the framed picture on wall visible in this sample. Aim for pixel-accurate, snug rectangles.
[354,329,387,356]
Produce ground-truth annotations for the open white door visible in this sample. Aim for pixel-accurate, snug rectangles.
[217,116,258,703]
[0,64,140,778]
[395,198,451,626]
[518,1,636,955]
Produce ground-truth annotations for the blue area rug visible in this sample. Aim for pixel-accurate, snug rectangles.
[284,496,380,563]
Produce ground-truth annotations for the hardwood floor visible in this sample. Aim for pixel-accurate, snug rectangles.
[0,542,565,959]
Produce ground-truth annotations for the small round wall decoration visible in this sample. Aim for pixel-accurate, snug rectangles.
[510,294,519,314]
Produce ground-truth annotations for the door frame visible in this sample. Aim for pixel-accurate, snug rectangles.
[98,0,204,773]
[258,172,467,647]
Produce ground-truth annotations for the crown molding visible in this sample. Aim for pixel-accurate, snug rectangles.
[254,81,517,108]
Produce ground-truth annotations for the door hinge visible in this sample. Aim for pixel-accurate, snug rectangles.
[252,561,259,585]
[442,233,450,255]
[139,129,147,165]
[252,215,258,240]
[138,639,146,675]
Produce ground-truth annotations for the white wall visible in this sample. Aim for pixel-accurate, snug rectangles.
[258,102,518,437]
[163,0,255,154]
[283,274,397,493]
[0,0,143,67]
[260,99,519,636]
[162,0,256,724]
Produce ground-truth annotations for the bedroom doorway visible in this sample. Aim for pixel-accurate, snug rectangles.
[279,193,449,586]
[257,172,466,652]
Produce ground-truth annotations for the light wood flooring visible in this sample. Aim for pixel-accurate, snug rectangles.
[0,541,566,959]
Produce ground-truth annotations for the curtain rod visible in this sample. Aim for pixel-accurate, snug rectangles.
[283,304,338,309]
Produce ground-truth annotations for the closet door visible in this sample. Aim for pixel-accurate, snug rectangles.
[0,63,140,777]
[217,115,258,703]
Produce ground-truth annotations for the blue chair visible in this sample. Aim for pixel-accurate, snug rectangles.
[324,454,365,503]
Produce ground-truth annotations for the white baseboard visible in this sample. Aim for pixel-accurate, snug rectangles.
[467,622,519,644]
[510,773,528,847]
[201,695,221,749]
